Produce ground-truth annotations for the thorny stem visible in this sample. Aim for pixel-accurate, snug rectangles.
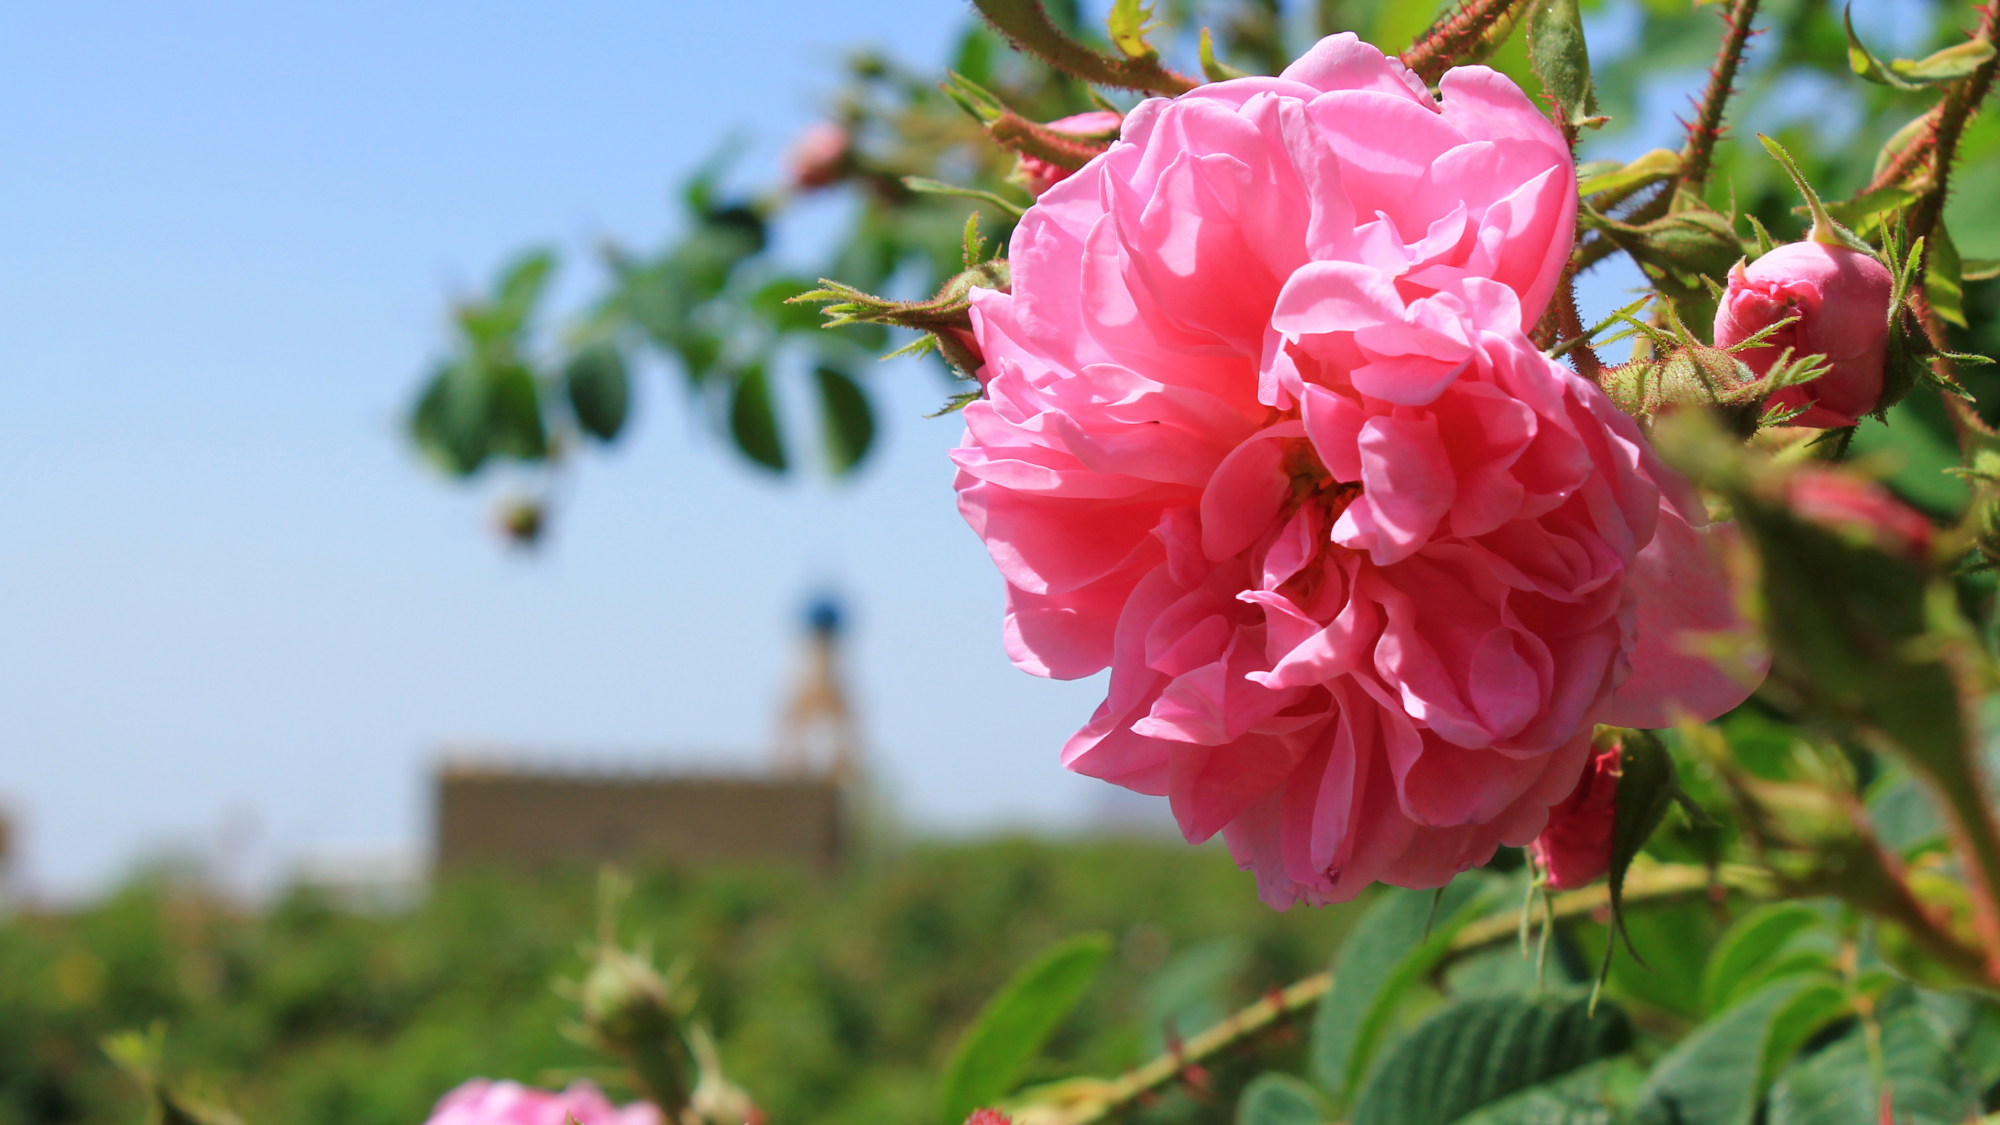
[1399,0,1532,85]
[1010,864,1770,1125]
[969,0,1199,95]
[1905,0,2000,252]
[1678,0,1764,197]
[1574,0,1762,274]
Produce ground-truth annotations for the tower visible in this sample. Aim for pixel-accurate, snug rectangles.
[772,594,862,785]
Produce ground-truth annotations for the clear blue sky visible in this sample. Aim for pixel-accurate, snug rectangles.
[0,0,1129,898]
[0,0,1905,897]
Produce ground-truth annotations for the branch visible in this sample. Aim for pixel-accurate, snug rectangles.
[1010,863,1770,1125]
[1905,0,2000,250]
[1679,0,1764,196]
[1400,0,1533,85]
[970,0,1199,95]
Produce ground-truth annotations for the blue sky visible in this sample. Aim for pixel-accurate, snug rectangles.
[0,0,1132,897]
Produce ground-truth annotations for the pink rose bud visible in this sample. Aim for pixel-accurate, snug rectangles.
[787,122,851,191]
[1530,742,1621,891]
[1787,467,1933,563]
[964,1112,1013,1125]
[424,1081,662,1125]
[1713,241,1894,428]
[1013,111,1121,196]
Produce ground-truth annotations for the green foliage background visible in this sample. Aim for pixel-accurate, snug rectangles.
[0,841,1354,1125]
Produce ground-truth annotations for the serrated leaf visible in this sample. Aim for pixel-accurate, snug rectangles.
[938,933,1111,1125]
[813,366,875,475]
[1351,995,1632,1125]
[1767,1000,1981,1124]
[1633,975,1849,1125]
[1525,0,1599,129]
[564,343,630,442]
[1577,149,1680,198]
[727,365,786,472]
[1235,1073,1325,1125]
[1311,875,1505,1111]
[1454,1060,1627,1125]
[1892,38,1997,83]
[1700,904,1830,1015]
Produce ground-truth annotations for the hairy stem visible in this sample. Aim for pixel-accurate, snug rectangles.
[1679,0,1763,197]
[1399,0,1532,84]
[1906,0,2000,250]
[1012,863,1769,1125]
[971,0,1199,95]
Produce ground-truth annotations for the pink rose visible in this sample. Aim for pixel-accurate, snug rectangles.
[1787,468,1932,562]
[1529,740,1620,890]
[1014,111,1123,197]
[1713,242,1895,428]
[425,1081,662,1125]
[954,35,1756,908]
[786,122,851,191]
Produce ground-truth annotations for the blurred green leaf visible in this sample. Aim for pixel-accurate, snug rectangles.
[1351,995,1631,1125]
[1454,1060,1631,1125]
[753,278,831,335]
[1633,976,1849,1125]
[1699,904,1829,1015]
[727,365,786,472]
[1310,876,1504,1111]
[814,366,875,475]
[1767,1000,1981,1124]
[1234,1073,1326,1125]
[1929,223,1967,329]
[564,344,631,443]
[937,932,1112,1125]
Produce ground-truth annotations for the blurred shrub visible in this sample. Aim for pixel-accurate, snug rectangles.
[0,839,1358,1125]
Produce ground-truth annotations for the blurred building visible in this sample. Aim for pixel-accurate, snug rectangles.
[433,596,858,875]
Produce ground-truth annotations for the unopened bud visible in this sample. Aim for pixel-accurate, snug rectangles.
[579,947,678,1049]
[786,123,851,192]
[1714,242,1894,428]
[1530,736,1621,890]
[1600,345,1764,435]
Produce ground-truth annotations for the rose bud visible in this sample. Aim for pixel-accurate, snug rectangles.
[786,122,851,191]
[1012,111,1120,196]
[1530,740,1622,891]
[1713,241,1894,428]
[1786,467,1933,563]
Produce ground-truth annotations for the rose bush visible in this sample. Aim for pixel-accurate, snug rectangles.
[953,34,1756,907]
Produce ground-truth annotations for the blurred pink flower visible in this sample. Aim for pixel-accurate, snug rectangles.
[425,1081,662,1125]
[1014,111,1122,197]
[786,122,851,191]
[1787,468,1933,562]
[1714,242,1894,428]
[954,34,1756,908]
[1529,741,1621,890]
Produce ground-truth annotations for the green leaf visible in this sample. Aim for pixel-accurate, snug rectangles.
[1599,732,1680,978]
[727,365,787,472]
[1577,149,1680,198]
[1767,1001,1981,1124]
[902,177,1027,221]
[410,362,489,476]
[1454,1060,1631,1125]
[495,248,556,321]
[1844,6,1995,89]
[1351,995,1632,1125]
[1822,185,1918,233]
[1632,975,1849,1125]
[1524,0,1600,129]
[1310,876,1505,1111]
[1700,904,1830,1015]
[1928,222,1967,329]
[938,933,1112,1125]
[564,343,630,442]
[813,366,875,475]
[486,361,549,461]
[1964,258,2000,282]
[1235,1073,1326,1125]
